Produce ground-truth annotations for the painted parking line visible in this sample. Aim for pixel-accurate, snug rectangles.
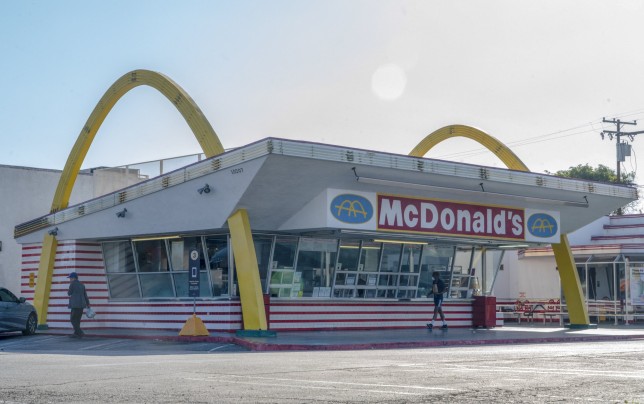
[0,335,65,349]
[194,374,458,392]
[208,344,233,352]
[79,339,131,351]
[445,364,644,379]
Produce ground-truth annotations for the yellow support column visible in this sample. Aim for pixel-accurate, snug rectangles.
[551,234,591,327]
[227,209,274,337]
[32,234,57,328]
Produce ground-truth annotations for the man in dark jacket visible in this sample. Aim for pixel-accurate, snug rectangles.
[67,272,90,338]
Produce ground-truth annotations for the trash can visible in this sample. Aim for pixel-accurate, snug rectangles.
[472,296,496,328]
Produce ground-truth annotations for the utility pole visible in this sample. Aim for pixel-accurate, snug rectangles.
[600,118,644,181]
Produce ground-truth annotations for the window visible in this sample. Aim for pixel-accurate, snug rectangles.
[169,237,212,298]
[253,236,274,293]
[134,240,169,272]
[0,288,17,302]
[107,274,140,299]
[204,235,229,297]
[380,243,402,272]
[293,238,338,297]
[359,242,381,272]
[103,241,139,299]
[419,245,455,297]
[398,244,423,298]
[337,241,360,271]
[103,241,136,273]
[272,237,297,269]
[104,237,224,299]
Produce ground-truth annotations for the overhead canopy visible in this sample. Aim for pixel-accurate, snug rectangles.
[15,138,638,245]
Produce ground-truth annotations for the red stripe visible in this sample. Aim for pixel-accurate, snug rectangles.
[268,325,460,331]
[270,317,472,323]
[46,318,242,325]
[270,309,472,316]
[54,257,104,262]
[47,302,241,308]
[45,310,241,316]
[269,302,472,308]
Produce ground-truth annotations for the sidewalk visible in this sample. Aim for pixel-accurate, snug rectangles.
[43,324,644,351]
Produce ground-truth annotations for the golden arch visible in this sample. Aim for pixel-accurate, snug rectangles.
[51,69,224,213]
[408,124,529,171]
[409,125,590,326]
[34,69,226,326]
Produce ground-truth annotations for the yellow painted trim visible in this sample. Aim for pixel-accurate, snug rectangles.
[409,124,589,325]
[227,209,268,330]
[408,124,529,171]
[32,235,57,325]
[33,69,224,326]
[551,235,589,325]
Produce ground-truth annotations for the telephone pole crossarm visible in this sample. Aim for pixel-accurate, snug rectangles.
[599,117,642,185]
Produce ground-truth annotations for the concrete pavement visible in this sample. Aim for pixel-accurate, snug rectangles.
[42,323,644,351]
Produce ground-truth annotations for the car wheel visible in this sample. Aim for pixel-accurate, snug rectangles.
[22,313,37,336]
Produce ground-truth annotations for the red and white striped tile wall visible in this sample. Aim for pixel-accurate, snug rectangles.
[266,300,502,331]
[21,241,504,332]
[21,241,242,332]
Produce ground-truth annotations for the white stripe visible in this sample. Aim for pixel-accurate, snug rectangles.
[221,374,458,391]
[208,344,233,352]
[80,340,130,351]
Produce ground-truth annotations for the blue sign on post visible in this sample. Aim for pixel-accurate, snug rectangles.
[188,248,200,298]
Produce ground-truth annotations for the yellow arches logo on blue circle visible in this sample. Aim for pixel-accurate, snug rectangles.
[527,213,558,238]
[331,194,373,224]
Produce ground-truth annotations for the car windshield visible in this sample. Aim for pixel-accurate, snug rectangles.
[0,288,19,302]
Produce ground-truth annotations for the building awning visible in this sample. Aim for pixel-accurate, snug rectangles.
[15,138,638,244]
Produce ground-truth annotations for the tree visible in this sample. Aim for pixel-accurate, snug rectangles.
[546,164,638,214]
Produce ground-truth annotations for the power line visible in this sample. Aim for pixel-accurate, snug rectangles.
[432,109,644,161]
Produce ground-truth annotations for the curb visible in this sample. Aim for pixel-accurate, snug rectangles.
[233,333,644,351]
[42,331,644,352]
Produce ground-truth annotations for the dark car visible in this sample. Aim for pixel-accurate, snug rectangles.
[0,287,37,335]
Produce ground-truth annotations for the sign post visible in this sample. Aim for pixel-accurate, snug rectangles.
[189,248,200,306]
[179,247,209,337]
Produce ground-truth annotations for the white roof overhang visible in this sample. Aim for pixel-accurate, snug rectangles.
[15,138,638,245]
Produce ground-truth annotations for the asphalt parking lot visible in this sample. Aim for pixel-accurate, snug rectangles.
[0,332,247,355]
[1,334,643,403]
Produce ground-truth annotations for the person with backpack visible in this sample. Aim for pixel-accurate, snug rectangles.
[427,271,447,331]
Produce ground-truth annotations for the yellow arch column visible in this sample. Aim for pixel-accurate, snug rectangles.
[409,124,529,171]
[410,124,590,326]
[228,209,270,334]
[33,69,229,326]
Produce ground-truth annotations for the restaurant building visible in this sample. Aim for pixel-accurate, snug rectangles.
[14,137,637,332]
[12,69,638,334]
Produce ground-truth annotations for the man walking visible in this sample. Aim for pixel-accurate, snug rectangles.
[427,271,447,331]
[67,272,90,338]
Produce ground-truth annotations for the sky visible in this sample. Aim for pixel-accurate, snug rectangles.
[2,1,644,190]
